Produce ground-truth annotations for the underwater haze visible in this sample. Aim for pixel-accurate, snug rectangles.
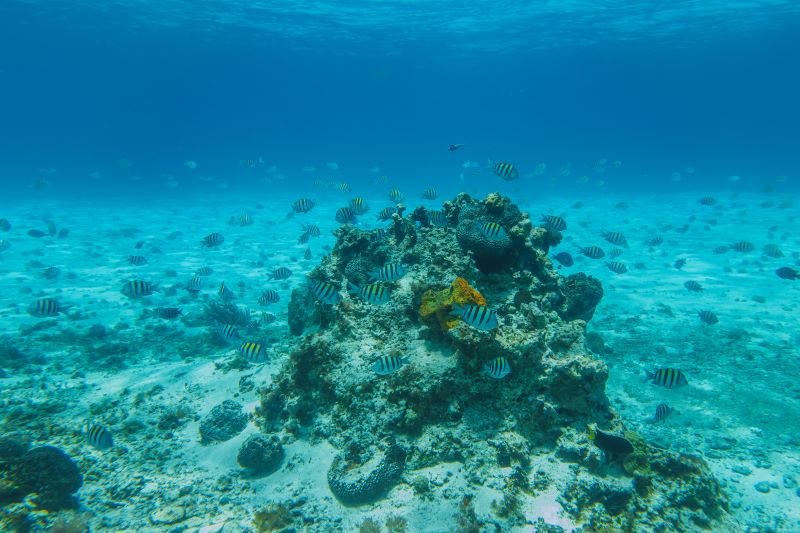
[1,1,800,532]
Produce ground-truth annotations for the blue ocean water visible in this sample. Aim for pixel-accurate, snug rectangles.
[2,2,800,532]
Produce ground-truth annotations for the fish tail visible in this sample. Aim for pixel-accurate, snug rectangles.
[347,282,360,295]
[643,369,654,382]
[486,159,493,169]
[151,282,161,292]
[449,303,463,317]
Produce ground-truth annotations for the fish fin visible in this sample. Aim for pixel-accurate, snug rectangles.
[151,282,161,292]
[449,303,463,317]
[347,282,360,294]
[486,159,493,169]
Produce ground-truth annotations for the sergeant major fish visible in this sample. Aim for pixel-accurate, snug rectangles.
[27,298,72,317]
[483,357,511,379]
[645,367,688,388]
[450,304,498,331]
[372,355,408,375]
[86,423,113,450]
[121,280,160,298]
[476,222,507,241]
[488,161,519,181]
[348,282,391,304]
[369,263,407,282]
[309,279,342,305]
[201,232,225,248]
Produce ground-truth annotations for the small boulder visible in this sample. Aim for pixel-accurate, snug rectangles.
[237,433,284,475]
[199,400,248,443]
[14,446,83,510]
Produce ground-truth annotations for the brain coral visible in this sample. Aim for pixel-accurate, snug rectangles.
[327,444,406,506]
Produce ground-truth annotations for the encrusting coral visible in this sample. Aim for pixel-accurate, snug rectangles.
[419,277,486,331]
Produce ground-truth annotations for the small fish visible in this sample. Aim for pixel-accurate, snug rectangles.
[348,282,391,305]
[651,403,674,423]
[369,263,407,282]
[483,357,511,379]
[684,280,703,292]
[489,161,519,181]
[552,252,574,267]
[240,158,260,167]
[674,258,687,270]
[27,229,47,238]
[713,245,729,254]
[238,342,267,364]
[304,248,312,260]
[259,290,280,305]
[699,197,716,206]
[609,248,624,258]
[238,213,253,227]
[450,304,498,331]
[389,189,404,202]
[302,224,321,237]
[372,355,408,375]
[377,207,397,221]
[448,144,464,151]
[218,281,236,301]
[335,207,357,224]
[427,210,448,227]
[121,280,160,298]
[542,215,567,231]
[588,427,633,455]
[698,310,719,325]
[778,200,793,209]
[269,267,293,281]
[730,240,755,253]
[775,266,799,280]
[606,261,627,274]
[349,197,369,215]
[292,198,315,214]
[27,298,71,317]
[260,312,277,325]
[156,307,182,319]
[763,244,784,258]
[645,367,688,388]
[47,221,57,237]
[185,277,203,293]
[86,423,113,450]
[370,228,389,242]
[216,322,240,344]
[602,231,628,247]
[309,279,342,305]
[476,222,508,241]
[0,218,10,232]
[298,232,310,244]
[579,246,605,259]
[614,202,629,210]
[647,236,664,247]
[127,255,148,266]
[422,188,438,200]
[40,266,61,280]
[195,266,214,276]
[201,232,225,248]
[135,240,145,249]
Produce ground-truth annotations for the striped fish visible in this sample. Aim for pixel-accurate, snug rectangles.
[336,182,351,194]
[298,232,310,244]
[450,304,498,331]
[349,197,369,215]
[302,224,321,237]
[121,280,160,298]
[763,244,783,258]
[699,197,716,206]
[377,207,397,221]
[483,357,511,379]
[201,232,225,248]
[713,245,729,254]
[185,277,203,293]
[335,207,357,224]
[730,240,754,252]
[684,280,703,292]
[309,280,342,305]
[372,355,408,376]
[369,263,407,282]
[477,222,507,241]
[698,310,719,325]
[127,255,148,266]
[579,246,605,259]
[652,403,674,423]
[86,423,113,450]
[647,236,663,246]
[156,307,182,319]
[609,248,624,258]
[606,261,627,274]
[489,161,519,181]
[348,282,391,305]
[238,342,267,364]
[292,198,315,214]
[238,213,253,227]
[370,228,389,242]
[218,281,236,301]
[602,231,628,247]
[422,188,438,200]
[195,266,214,276]
[541,215,567,231]
[27,298,71,317]
[389,189,404,202]
[269,267,293,281]
[260,312,277,325]
[259,290,280,305]
[645,367,688,388]
[215,322,240,344]
[427,210,448,227]
[0,218,10,232]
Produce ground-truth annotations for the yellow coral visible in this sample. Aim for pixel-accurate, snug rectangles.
[419,277,486,331]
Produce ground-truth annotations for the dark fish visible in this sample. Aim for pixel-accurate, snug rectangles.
[201,232,225,248]
[730,240,755,253]
[268,267,292,281]
[372,355,409,375]
[135,240,145,249]
[483,357,511,379]
[304,248,312,260]
[684,280,703,292]
[121,280,160,298]
[542,215,567,231]
[377,207,397,221]
[489,161,519,181]
[27,298,71,317]
[422,188,438,200]
[448,144,464,151]
[646,367,688,388]
[698,310,719,325]
[86,423,113,450]
[674,258,687,270]
[348,282,391,305]
[259,290,280,305]
[646,236,663,246]
[450,304,498,331]
[298,232,310,244]
[553,252,574,267]
[292,198,315,214]
[775,267,799,280]
[579,246,605,259]
[57,228,69,238]
[127,255,148,266]
[652,403,674,423]
[590,428,634,455]
[27,229,47,238]
[335,207,357,224]
[606,261,627,274]
[699,197,716,206]
[238,342,267,364]
[675,224,689,234]
[0,218,10,232]
[40,266,61,280]
[602,231,627,247]
[156,307,182,319]
[309,279,342,305]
